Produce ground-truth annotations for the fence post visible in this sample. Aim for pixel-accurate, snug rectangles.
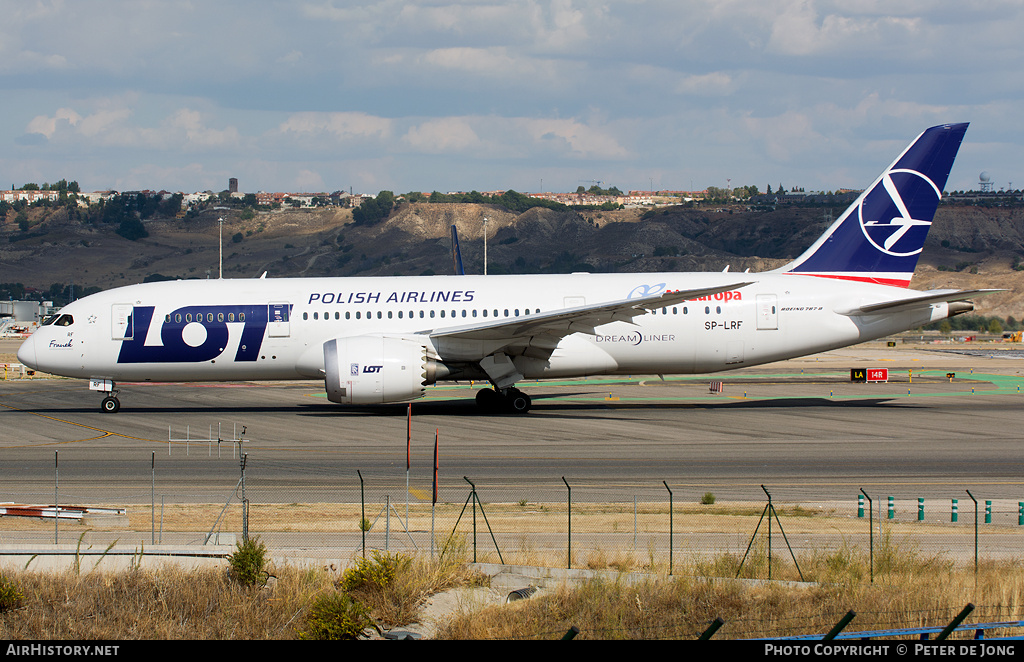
[861,489,873,584]
[663,481,673,576]
[967,490,978,579]
[562,477,571,570]
[240,452,248,542]
[54,451,58,545]
[151,452,156,545]
[357,470,366,559]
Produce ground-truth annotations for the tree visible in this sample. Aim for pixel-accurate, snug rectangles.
[988,318,1004,335]
[116,217,148,241]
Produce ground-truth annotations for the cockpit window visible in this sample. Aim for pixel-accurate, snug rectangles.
[41,314,73,327]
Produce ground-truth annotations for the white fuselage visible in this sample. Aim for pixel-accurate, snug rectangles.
[18,271,947,384]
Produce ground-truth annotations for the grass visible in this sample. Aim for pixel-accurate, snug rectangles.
[1,535,1023,639]
[437,543,1024,640]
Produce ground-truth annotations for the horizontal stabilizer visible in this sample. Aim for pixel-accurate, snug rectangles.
[836,289,1003,316]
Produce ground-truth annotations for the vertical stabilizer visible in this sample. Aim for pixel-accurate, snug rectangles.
[776,123,968,287]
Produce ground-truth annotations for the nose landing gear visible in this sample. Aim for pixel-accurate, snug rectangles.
[101,395,121,413]
[90,379,120,413]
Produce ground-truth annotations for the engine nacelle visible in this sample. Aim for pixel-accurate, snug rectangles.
[323,335,428,405]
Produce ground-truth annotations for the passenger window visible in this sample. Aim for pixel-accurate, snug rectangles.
[239,313,245,322]
[165,314,171,323]
[388,311,393,319]
[313,312,318,320]
[440,310,445,318]
[175,313,182,323]
[303,312,309,320]
[377,311,382,319]
[430,310,435,318]
[345,312,350,319]
[218,313,224,322]
[356,312,361,319]
[228,313,235,322]
[207,313,214,323]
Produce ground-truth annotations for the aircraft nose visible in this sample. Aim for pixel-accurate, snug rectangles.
[16,335,37,369]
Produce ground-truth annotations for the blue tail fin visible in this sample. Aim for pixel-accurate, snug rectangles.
[777,123,968,287]
[451,224,465,275]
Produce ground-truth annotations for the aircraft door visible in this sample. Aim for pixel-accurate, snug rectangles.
[756,295,778,330]
[268,302,291,338]
[111,304,133,340]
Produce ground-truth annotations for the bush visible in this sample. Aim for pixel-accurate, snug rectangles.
[299,592,378,640]
[227,536,269,587]
[340,551,409,592]
[701,492,716,505]
[0,575,23,612]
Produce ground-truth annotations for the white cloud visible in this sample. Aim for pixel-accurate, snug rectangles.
[278,112,394,142]
[403,118,481,153]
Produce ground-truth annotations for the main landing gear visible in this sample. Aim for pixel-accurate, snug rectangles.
[475,387,532,414]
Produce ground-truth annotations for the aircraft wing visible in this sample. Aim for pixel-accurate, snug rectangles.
[836,289,1004,316]
[421,282,752,349]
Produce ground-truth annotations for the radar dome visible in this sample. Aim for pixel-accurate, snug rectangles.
[980,172,991,182]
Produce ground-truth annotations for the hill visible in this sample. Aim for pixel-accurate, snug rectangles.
[1,201,1022,319]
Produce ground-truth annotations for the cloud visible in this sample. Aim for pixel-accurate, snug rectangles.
[520,118,630,160]
[25,108,82,139]
[277,112,394,143]
[403,118,481,153]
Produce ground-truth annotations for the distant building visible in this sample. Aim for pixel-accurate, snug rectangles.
[0,190,60,204]
[229,178,238,193]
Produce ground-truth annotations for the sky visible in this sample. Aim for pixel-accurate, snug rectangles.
[1,0,1022,196]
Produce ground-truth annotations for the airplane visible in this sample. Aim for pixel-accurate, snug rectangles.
[17,123,998,414]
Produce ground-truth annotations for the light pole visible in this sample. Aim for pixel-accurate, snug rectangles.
[218,216,223,279]
[483,216,488,276]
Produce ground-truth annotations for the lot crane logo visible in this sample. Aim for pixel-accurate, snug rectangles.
[859,167,941,257]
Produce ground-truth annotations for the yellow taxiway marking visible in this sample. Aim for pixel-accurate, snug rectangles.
[0,400,162,447]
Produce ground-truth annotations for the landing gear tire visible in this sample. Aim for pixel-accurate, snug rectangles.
[476,388,501,412]
[506,388,531,414]
[476,387,531,414]
[100,396,120,414]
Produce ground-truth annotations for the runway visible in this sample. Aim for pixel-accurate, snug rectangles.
[1,342,1023,504]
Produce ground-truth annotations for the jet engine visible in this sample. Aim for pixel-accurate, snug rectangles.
[323,335,429,405]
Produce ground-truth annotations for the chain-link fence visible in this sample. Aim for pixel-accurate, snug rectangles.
[3,450,1023,576]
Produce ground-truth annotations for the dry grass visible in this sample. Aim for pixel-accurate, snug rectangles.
[436,535,1024,640]
[1,537,1022,640]
[0,549,484,639]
